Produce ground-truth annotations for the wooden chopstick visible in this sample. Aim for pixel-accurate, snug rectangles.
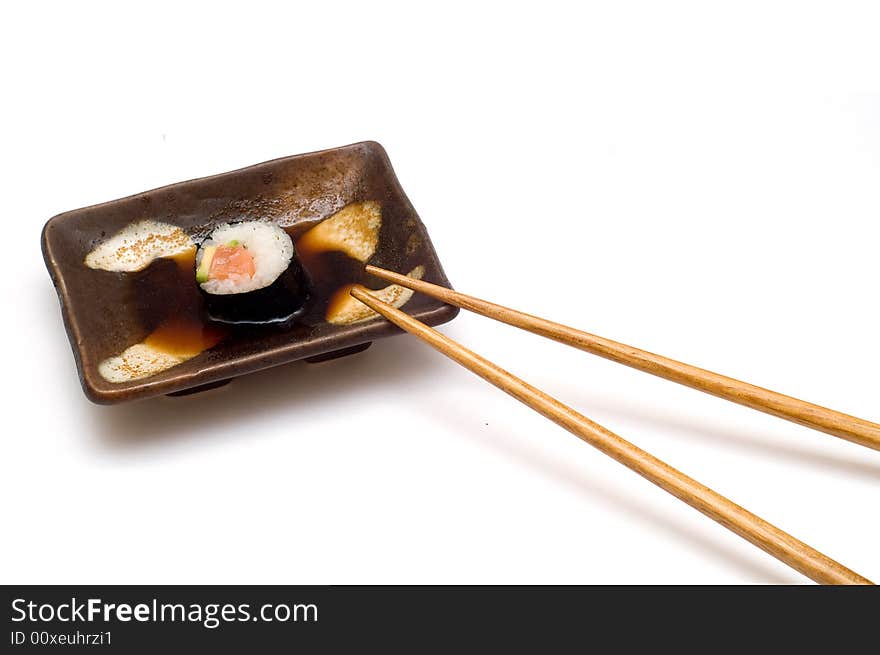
[350,286,872,584]
[366,265,880,453]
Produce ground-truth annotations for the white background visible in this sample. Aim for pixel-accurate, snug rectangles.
[2,2,878,584]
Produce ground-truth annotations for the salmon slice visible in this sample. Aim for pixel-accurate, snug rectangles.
[209,244,256,280]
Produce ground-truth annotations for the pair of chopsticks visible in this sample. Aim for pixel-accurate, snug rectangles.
[351,265,879,585]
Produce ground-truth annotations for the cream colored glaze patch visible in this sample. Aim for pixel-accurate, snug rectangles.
[326,265,424,325]
[98,343,192,383]
[85,220,195,272]
[297,201,381,262]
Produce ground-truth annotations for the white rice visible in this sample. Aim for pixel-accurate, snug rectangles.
[198,222,293,295]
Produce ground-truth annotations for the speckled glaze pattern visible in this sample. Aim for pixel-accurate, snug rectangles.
[42,142,458,403]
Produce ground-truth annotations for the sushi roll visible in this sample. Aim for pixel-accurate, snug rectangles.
[195,222,309,324]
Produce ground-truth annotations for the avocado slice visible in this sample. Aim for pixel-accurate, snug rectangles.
[196,245,218,283]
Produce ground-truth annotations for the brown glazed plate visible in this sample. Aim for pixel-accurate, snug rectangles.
[42,141,458,403]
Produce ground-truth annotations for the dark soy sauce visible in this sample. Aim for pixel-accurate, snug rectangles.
[134,249,228,357]
[289,221,373,325]
[129,219,375,360]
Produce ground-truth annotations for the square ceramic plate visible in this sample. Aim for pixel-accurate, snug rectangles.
[42,141,458,403]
